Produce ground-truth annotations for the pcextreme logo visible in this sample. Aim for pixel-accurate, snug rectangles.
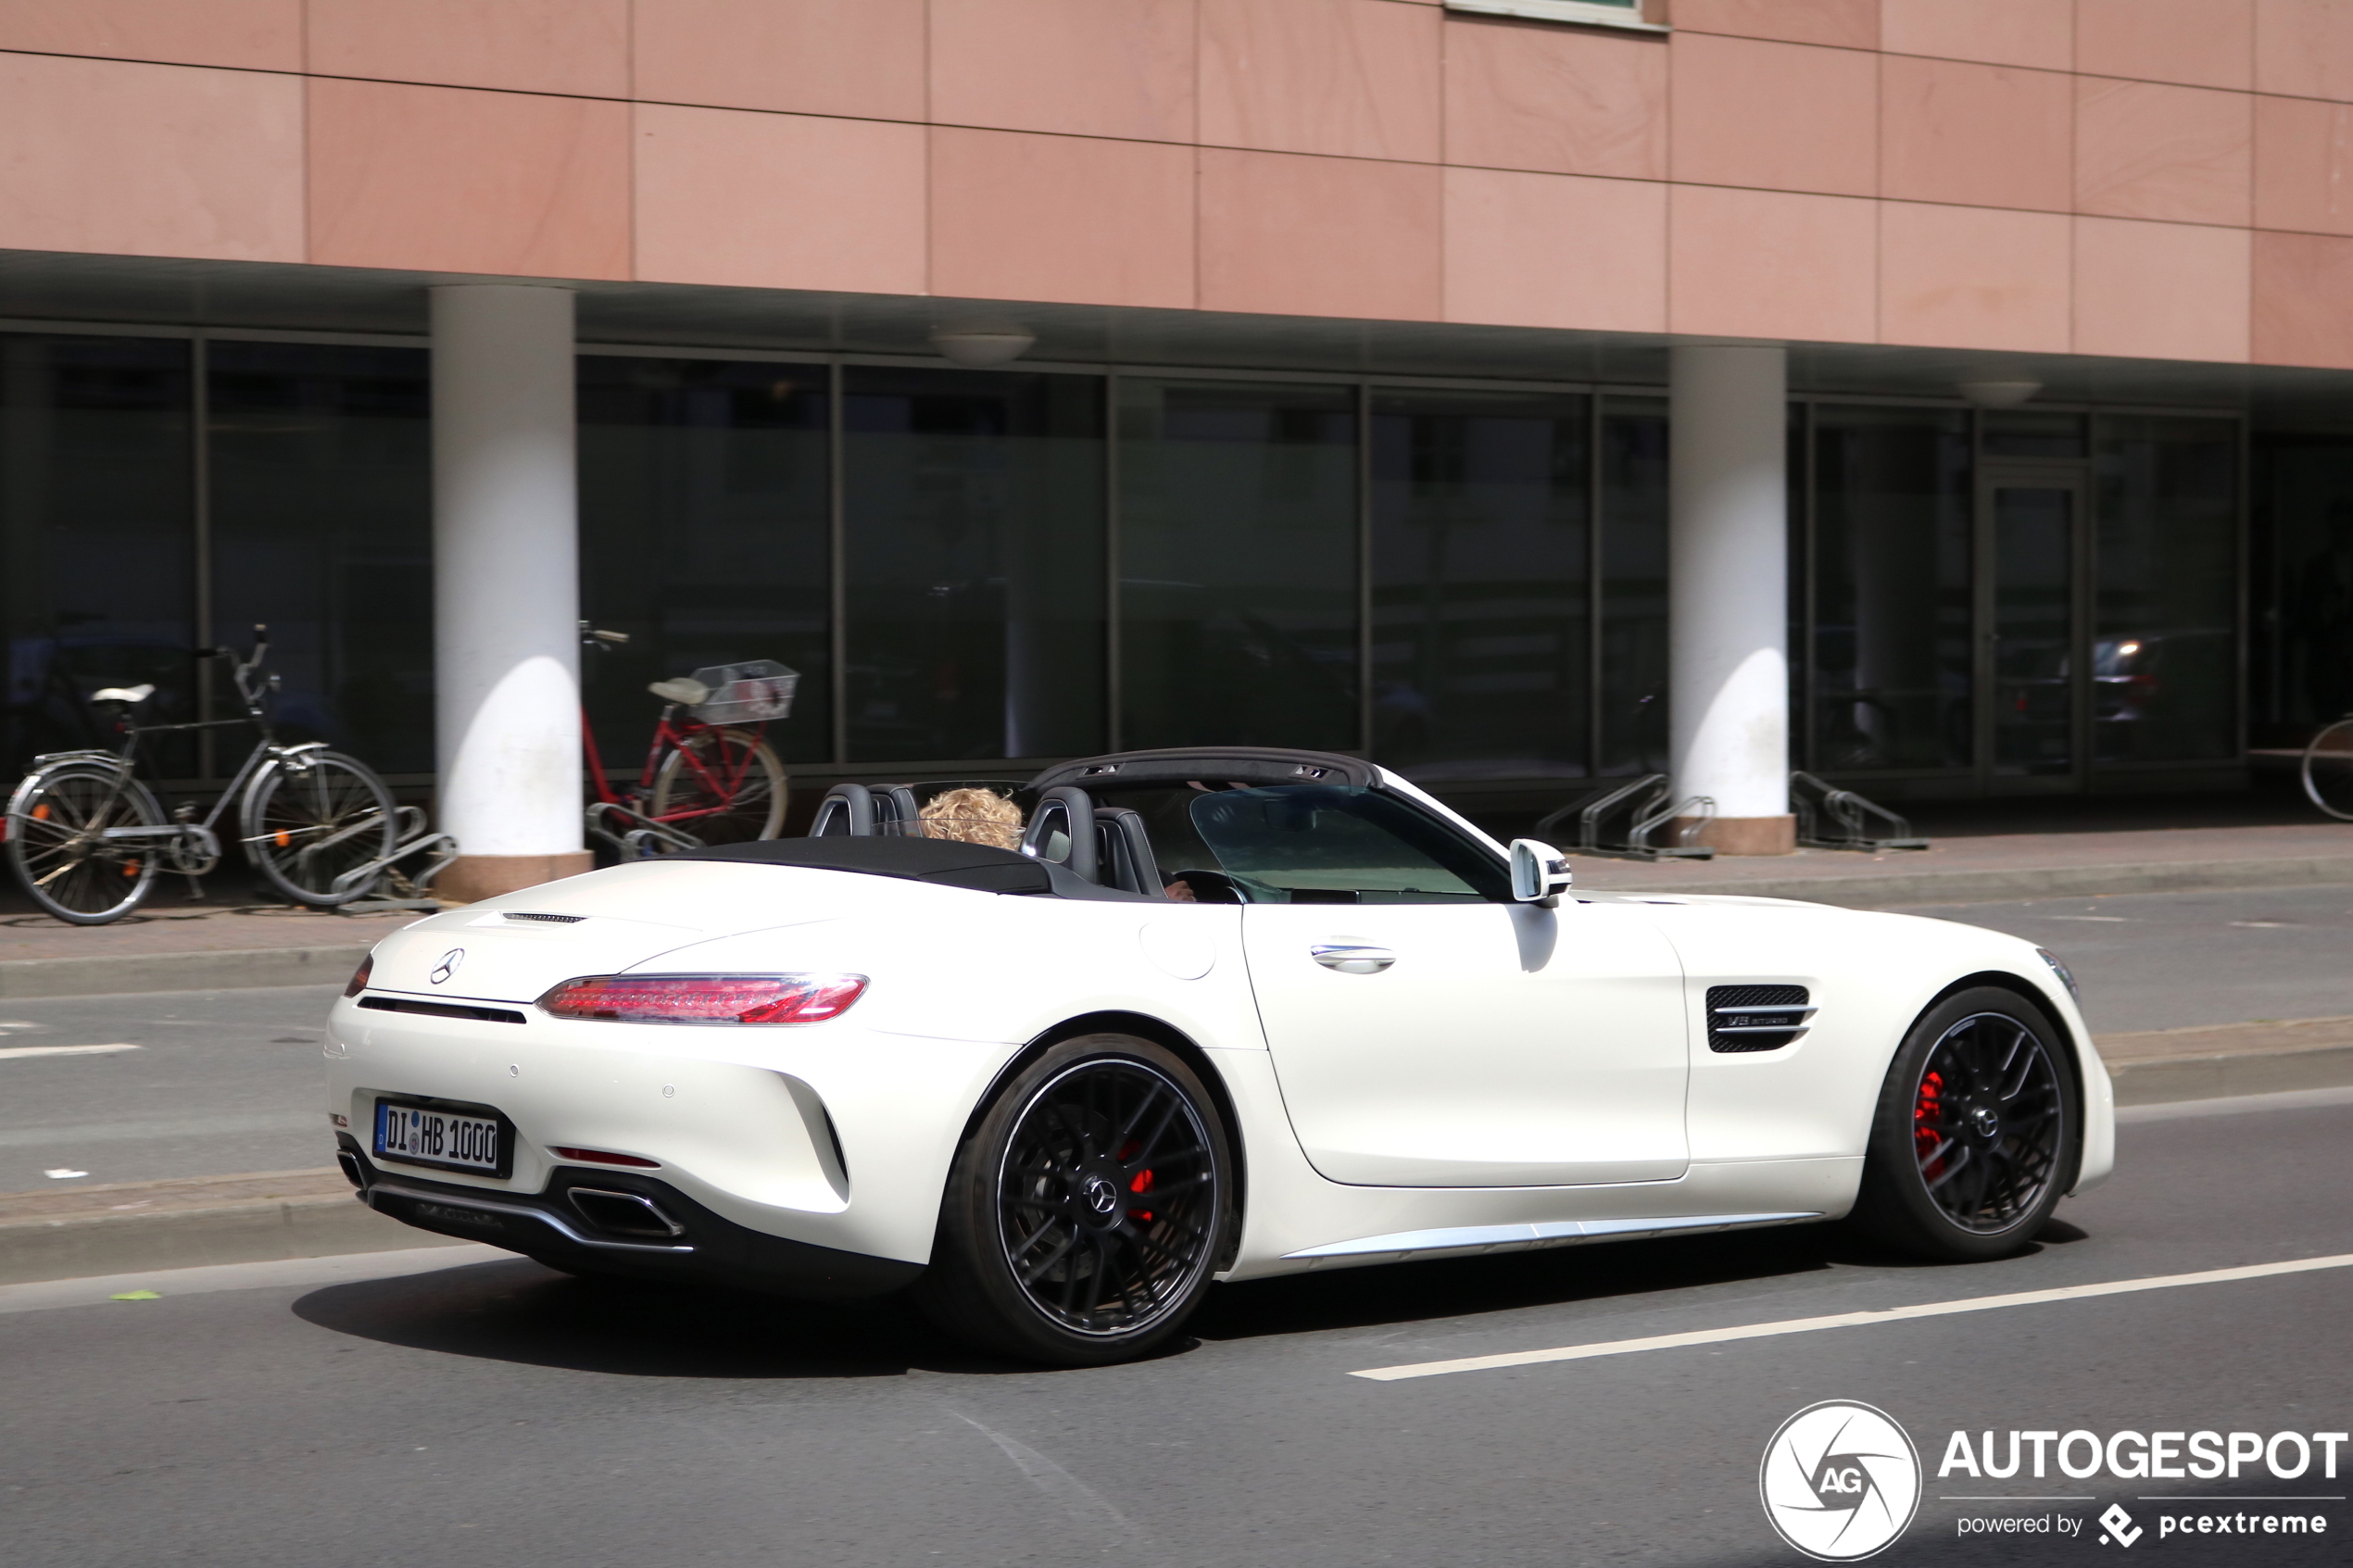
[1759,1400,1924,1562]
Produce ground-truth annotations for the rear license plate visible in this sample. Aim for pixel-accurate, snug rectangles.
[374,1098,505,1175]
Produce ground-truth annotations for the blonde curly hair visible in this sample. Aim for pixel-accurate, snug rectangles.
[918,786,1026,850]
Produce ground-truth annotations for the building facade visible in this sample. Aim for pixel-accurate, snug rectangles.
[3,0,2351,893]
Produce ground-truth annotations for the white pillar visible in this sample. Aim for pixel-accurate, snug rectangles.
[1668,343,1794,855]
[431,284,591,899]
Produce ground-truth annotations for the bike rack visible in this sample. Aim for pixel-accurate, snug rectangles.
[1534,774,1718,861]
[332,806,460,912]
[585,800,702,861]
[1790,771,1929,852]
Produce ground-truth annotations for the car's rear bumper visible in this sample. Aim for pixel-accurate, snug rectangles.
[337,1136,924,1299]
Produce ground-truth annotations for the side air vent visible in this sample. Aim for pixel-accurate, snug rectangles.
[502,912,585,924]
[1707,985,1814,1053]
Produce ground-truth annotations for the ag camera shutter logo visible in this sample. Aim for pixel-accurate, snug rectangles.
[1760,1400,1922,1561]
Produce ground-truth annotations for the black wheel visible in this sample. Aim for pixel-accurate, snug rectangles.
[916,1035,1234,1367]
[649,727,786,846]
[1853,988,2077,1261]
[2302,717,2353,821]
[240,751,398,906]
[4,764,165,924]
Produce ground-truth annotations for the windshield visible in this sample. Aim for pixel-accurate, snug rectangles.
[1186,784,1505,904]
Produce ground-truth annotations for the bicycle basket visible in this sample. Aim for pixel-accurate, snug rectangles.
[685,660,799,724]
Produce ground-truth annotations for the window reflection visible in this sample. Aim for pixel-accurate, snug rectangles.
[210,343,433,775]
[1810,406,1973,771]
[1599,397,1668,775]
[0,335,195,780]
[2095,416,2236,763]
[578,358,832,769]
[1370,390,1590,784]
[845,369,1104,762]
[1118,380,1358,751]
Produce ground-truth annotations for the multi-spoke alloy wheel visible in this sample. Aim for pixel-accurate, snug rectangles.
[1908,1013,2063,1233]
[920,1035,1233,1366]
[1855,988,2079,1261]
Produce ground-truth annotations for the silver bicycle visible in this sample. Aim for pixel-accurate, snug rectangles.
[2302,714,2353,821]
[3,627,398,924]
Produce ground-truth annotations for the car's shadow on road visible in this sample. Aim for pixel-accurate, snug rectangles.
[290,1220,2087,1379]
[291,1259,975,1379]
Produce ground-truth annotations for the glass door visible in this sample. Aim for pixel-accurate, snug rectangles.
[1981,474,2088,790]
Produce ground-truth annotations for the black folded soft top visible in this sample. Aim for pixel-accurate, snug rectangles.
[672,835,1151,899]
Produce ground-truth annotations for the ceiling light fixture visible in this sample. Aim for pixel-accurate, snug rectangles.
[1957,380,2043,408]
[930,321,1037,368]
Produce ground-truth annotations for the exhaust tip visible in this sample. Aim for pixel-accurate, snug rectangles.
[568,1188,686,1239]
[334,1150,366,1190]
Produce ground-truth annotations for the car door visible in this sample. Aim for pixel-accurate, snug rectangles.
[1187,782,1689,1188]
[1241,899,1690,1187]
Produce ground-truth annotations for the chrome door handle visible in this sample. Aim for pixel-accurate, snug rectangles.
[1311,942,1394,974]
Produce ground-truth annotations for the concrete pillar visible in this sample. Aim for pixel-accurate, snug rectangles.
[430,284,592,901]
[1668,344,1794,855]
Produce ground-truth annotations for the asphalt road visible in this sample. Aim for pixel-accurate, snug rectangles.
[1894,883,2353,1034]
[5,882,2353,1191]
[0,985,336,1189]
[4,1089,2347,1566]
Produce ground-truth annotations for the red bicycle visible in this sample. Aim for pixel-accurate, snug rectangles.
[581,628,795,859]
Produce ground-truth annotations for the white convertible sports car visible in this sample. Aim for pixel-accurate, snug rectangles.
[326,747,2114,1366]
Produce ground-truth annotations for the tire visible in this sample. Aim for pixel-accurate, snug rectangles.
[649,727,786,846]
[1851,987,2078,1262]
[240,751,398,907]
[4,764,165,924]
[916,1035,1236,1367]
[2302,717,2353,821]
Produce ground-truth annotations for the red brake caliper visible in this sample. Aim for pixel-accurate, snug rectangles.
[1914,1069,1945,1180]
[1117,1139,1154,1223]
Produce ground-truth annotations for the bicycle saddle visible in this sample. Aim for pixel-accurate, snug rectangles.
[648,677,711,706]
[90,684,156,706]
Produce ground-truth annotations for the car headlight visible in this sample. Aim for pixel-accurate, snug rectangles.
[537,973,868,1024]
[2033,947,2079,1000]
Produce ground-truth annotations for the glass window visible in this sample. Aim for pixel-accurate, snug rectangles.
[578,358,832,771]
[1188,784,1507,904]
[209,342,433,775]
[2251,434,2353,743]
[0,334,195,780]
[844,368,1104,762]
[1808,405,1973,771]
[2095,416,2237,763]
[1598,396,1668,774]
[1119,379,1359,751]
[1371,389,1589,784]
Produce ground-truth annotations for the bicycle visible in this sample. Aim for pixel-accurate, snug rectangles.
[580,627,795,859]
[2303,714,2353,821]
[3,627,400,924]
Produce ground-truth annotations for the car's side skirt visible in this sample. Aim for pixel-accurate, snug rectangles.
[1281,1210,1822,1263]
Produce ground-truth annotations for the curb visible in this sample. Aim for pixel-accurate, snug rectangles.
[0,944,371,999]
[0,1185,461,1287]
[1578,854,2353,909]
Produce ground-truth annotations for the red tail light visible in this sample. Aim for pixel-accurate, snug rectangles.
[536,973,868,1024]
[344,955,373,997]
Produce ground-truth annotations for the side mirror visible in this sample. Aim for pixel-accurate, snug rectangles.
[1509,839,1573,907]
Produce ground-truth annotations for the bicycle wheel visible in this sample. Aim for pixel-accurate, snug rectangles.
[648,727,787,846]
[4,765,165,924]
[240,751,398,907]
[2303,718,2353,821]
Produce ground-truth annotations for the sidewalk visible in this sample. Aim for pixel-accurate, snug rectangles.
[0,892,417,997]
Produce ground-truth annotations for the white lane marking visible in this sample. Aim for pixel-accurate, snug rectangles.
[0,1042,139,1060]
[1350,1252,2353,1382]
[954,1412,1135,1529]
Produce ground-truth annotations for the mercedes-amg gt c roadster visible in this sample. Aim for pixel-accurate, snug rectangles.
[327,747,2114,1365]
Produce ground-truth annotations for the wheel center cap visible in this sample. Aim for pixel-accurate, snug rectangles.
[1970,1104,2001,1140]
[1080,1175,1120,1217]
